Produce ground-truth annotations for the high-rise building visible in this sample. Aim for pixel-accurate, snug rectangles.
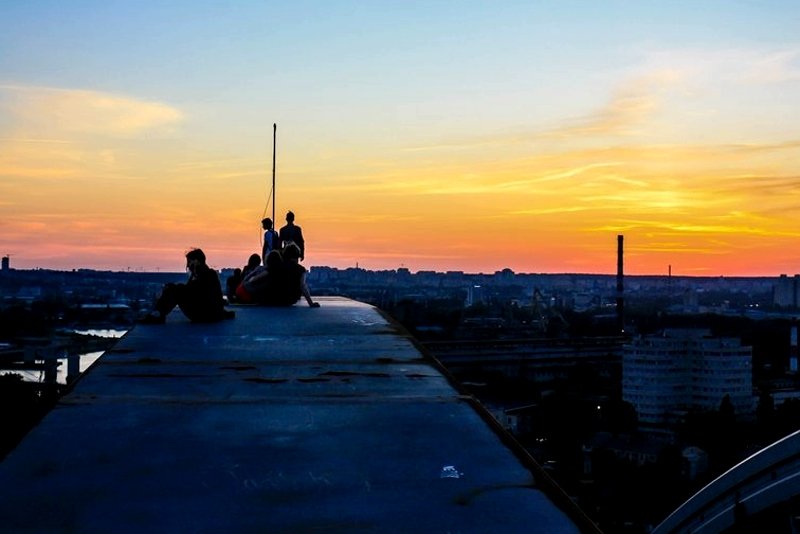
[623,329,754,426]
[1,255,8,272]
[774,274,800,308]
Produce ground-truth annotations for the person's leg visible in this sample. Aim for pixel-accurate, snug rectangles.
[154,283,184,317]
[178,301,227,322]
[140,283,184,324]
[235,283,253,304]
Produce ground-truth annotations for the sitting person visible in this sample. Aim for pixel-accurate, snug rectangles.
[235,245,319,308]
[277,243,319,308]
[225,268,242,301]
[141,248,234,323]
[236,249,281,304]
[242,253,261,277]
[226,253,261,302]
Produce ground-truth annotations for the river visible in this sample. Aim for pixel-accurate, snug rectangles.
[16,328,128,386]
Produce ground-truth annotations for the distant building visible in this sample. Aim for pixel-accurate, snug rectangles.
[1,255,9,272]
[774,274,800,309]
[623,329,754,427]
[583,432,663,475]
[465,284,486,307]
[769,388,800,407]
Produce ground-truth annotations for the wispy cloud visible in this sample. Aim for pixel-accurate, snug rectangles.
[742,49,800,84]
[543,70,683,138]
[0,84,184,137]
[591,218,800,238]
[642,46,800,86]
[629,242,731,255]
[402,44,800,157]
[509,206,591,216]
[0,137,71,144]
[0,85,185,181]
[705,173,800,196]
[402,70,684,153]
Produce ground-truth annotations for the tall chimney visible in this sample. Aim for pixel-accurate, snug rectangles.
[617,235,624,334]
[791,320,798,373]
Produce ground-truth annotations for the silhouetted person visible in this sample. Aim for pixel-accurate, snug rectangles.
[141,248,234,323]
[236,249,282,304]
[261,218,280,263]
[226,253,261,302]
[243,253,261,277]
[279,243,319,307]
[279,210,305,261]
[235,245,318,307]
[226,268,242,301]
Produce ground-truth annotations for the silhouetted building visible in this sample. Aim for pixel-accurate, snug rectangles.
[1,256,9,272]
[774,274,800,308]
[791,322,799,373]
[623,329,754,427]
[465,284,486,306]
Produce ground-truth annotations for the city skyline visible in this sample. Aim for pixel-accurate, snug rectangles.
[2,2,800,275]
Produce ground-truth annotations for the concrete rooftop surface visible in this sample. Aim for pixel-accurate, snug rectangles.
[0,297,592,533]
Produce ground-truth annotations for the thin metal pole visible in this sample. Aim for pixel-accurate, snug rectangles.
[272,123,277,225]
[617,234,624,334]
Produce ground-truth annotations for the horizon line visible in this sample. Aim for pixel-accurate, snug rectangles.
[2,265,795,280]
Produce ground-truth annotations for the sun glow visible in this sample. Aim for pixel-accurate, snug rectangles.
[2,3,800,275]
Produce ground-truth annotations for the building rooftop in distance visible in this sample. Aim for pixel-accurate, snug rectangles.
[0,297,593,533]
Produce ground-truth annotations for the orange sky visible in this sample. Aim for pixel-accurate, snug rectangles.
[2,3,800,275]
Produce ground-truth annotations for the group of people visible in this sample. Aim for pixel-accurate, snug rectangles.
[140,211,318,325]
[226,212,318,308]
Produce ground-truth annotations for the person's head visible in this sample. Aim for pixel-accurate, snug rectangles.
[286,211,295,223]
[185,248,206,272]
[247,253,261,269]
[261,217,273,230]
[266,249,283,270]
[283,243,301,263]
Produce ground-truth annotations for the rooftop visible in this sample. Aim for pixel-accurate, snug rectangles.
[0,297,592,532]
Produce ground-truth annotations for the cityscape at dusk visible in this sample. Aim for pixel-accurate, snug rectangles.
[2,2,800,275]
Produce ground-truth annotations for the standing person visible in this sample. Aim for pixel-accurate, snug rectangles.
[140,248,234,324]
[261,218,280,263]
[279,210,305,261]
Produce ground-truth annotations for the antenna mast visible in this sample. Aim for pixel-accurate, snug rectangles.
[272,123,277,225]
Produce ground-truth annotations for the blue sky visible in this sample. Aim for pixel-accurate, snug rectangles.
[2,1,800,274]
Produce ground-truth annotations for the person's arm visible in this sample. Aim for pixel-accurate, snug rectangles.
[297,228,305,261]
[243,266,267,285]
[300,272,319,307]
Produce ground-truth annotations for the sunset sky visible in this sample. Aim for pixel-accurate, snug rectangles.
[2,1,800,275]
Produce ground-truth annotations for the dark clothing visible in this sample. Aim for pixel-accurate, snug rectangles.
[240,266,277,305]
[278,262,307,305]
[240,261,306,307]
[262,229,280,260]
[279,223,305,260]
[155,265,226,322]
[242,263,259,278]
[227,259,259,303]
[226,270,242,300]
